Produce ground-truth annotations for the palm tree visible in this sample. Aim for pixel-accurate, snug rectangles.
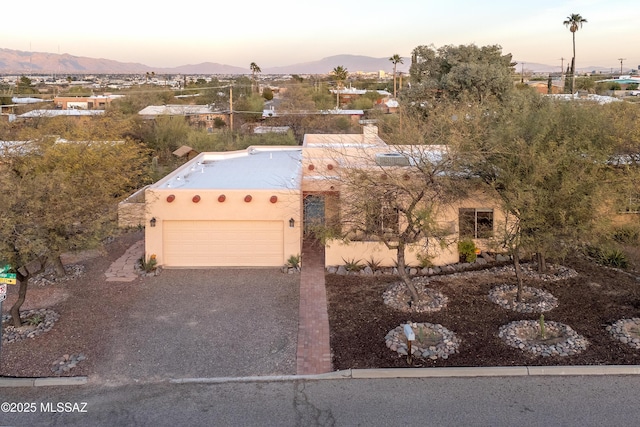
[563,13,587,93]
[389,54,403,98]
[332,65,348,109]
[250,62,261,93]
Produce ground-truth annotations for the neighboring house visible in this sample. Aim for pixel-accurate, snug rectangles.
[119,125,504,268]
[329,87,392,108]
[15,109,105,122]
[262,107,364,122]
[54,94,124,110]
[138,105,229,132]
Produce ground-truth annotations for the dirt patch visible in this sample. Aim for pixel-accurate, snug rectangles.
[326,256,640,369]
[0,231,145,378]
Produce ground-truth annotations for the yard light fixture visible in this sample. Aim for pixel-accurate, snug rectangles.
[289,218,295,228]
[150,217,156,227]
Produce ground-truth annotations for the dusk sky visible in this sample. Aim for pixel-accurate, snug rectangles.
[3,0,639,71]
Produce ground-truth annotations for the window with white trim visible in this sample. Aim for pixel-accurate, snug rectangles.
[459,208,493,239]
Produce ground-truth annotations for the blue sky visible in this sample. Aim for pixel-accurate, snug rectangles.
[3,0,639,71]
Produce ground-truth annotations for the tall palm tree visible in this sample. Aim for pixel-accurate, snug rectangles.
[563,13,587,93]
[389,54,403,98]
[250,62,261,93]
[332,65,348,109]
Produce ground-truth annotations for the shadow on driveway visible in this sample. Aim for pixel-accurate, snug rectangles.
[92,268,299,385]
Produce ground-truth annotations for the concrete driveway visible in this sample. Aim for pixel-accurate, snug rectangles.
[92,268,299,385]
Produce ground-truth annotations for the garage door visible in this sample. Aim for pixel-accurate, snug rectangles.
[163,220,284,267]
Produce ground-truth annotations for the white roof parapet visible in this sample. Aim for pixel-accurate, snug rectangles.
[138,104,222,116]
[152,146,303,191]
[18,110,104,118]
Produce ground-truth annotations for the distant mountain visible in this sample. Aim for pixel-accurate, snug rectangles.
[0,48,153,74]
[516,60,615,74]
[263,54,411,75]
[1,47,614,76]
[162,62,247,75]
[0,48,412,75]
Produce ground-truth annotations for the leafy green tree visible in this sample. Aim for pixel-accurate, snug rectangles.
[0,140,150,326]
[389,54,404,98]
[110,89,175,115]
[575,76,595,92]
[16,76,36,94]
[262,87,274,101]
[461,91,614,299]
[408,44,515,104]
[563,13,588,93]
[233,94,264,123]
[279,83,316,111]
[312,83,335,110]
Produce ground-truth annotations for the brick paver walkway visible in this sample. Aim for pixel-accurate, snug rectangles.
[296,238,332,374]
[104,239,144,282]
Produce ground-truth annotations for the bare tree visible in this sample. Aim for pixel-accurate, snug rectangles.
[315,116,466,304]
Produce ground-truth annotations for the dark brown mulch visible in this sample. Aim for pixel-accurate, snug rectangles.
[326,257,640,369]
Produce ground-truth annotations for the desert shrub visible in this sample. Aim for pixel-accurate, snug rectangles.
[342,257,364,272]
[612,225,640,245]
[587,245,629,268]
[458,239,477,263]
[365,256,381,271]
[286,254,301,269]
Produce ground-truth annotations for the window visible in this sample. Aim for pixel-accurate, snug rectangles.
[459,208,493,239]
[362,199,399,239]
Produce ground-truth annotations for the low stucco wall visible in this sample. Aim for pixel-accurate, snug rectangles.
[325,239,459,267]
[117,186,147,228]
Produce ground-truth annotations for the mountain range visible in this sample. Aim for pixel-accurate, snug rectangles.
[0,48,610,75]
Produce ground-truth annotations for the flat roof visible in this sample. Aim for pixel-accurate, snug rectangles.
[154,147,303,190]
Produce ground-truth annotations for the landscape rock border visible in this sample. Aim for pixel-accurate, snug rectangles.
[498,320,589,357]
[1,309,60,344]
[607,318,640,349]
[385,322,461,360]
[488,284,558,313]
[50,353,88,375]
[383,279,448,313]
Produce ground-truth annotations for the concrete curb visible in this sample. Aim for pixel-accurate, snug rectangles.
[169,365,640,384]
[0,376,88,387]
[5,366,640,388]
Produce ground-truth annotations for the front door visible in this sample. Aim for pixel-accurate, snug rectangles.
[303,195,325,236]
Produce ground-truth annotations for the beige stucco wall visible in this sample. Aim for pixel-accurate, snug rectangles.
[325,239,459,267]
[145,187,301,267]
[323,190,506,268]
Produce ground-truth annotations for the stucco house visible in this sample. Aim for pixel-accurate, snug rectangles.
[138,105,229,132]
[119,125,503,268]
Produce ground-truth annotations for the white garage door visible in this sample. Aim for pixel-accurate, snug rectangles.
[163,220,284,267]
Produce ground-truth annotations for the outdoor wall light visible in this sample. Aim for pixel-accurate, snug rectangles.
[270,195,278,203]
[289,218,295,228]
[150,217,156,227]
[244,195,252,202]
[192,195,201,203]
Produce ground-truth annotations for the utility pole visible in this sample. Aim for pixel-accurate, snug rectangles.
[559,57,565,76]
[229,86,233,131]
[618,58,626,74]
